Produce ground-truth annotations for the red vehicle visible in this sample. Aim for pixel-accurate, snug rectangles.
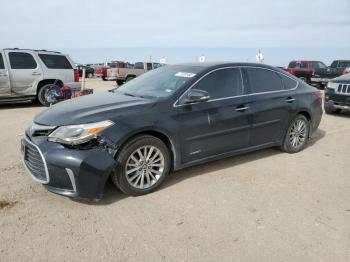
[285,60,346,88]
[94,61,128,81]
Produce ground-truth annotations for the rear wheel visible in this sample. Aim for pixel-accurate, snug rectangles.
[87,72,93,78]
[116,79,124,86]
[37,84,61,106]
[125,76,135,82]
[281,115,310,153]
[111,135,171,196]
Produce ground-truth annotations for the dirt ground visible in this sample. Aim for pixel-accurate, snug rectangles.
[0,78,349,262]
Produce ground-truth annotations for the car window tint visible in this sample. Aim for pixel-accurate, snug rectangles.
[0,54,4,69]
[339,61,350,68]
[38,54,72,69]
[245,68,283,93]
[288,61,296,68]
[147,63,153,70]
[9,52,37,69]
[279,73,298,90]
[194,68,242,99]
[300,62,308,68]
[134,62,144,69]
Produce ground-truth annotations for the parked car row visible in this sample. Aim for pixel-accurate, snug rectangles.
[284,60,350,88]
[88,61,164,84]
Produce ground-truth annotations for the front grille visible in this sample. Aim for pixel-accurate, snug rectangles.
[22,138,48,183]
[337,84,350,95]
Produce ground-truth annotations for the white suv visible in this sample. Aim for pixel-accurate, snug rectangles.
[0,48,80,106]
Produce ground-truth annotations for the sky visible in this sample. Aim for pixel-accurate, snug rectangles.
[1,0,349,66]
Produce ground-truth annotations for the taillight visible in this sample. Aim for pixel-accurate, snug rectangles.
[74,68,79,82]
[311,69,316,76]
[289,69,295,75]
[314,90,323,103]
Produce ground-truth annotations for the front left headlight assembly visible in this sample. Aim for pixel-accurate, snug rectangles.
[48,120,114,145]
[326,82,337,90]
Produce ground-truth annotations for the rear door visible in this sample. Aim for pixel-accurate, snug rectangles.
[177,67,250,163]
[242,67,298,146]
[0,51,10,96]
[4,50,43,96]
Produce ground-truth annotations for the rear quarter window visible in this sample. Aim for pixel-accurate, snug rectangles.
[279,73,298,90]
[288,61,297,68]
[9,52,37,69]
[38,54,72,69]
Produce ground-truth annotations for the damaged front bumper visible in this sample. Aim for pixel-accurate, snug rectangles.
[21,134,117,201]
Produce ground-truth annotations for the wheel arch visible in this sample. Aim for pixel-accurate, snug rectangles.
[114,129,178,171]
[37,79,64,94]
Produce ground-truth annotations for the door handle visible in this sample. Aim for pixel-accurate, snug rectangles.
[32,72,41,76]
[285,97,295,103]
[236,105,249,112]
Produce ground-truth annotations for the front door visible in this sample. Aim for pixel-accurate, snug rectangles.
[177,67,250,163]
[0,51,10,96]
[4,50,43,96]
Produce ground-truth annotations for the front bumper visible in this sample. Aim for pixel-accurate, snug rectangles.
[324,88,350,110]
[21,135,117,201]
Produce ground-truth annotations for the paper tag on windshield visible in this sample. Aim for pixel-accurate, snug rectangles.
[175,72,196,78]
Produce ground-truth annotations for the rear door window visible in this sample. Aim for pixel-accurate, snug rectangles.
[339,61,350,68]
[0,54,4,69]
[9,52,37,69]
[300,62,308,69]
[134,62,144,69]
[38,54,72,69]
[245,68,283,94]
[193,68,243,99]
[288,61,297,68]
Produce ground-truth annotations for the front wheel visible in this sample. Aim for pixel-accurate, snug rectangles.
[280,115,310,153]
[324,105,341,114]
[111,135,171,196]
[102,76,107,81]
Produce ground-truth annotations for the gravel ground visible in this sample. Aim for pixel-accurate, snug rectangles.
[0,78,349,262]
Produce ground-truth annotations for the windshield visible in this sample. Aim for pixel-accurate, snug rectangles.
[313,62,327,69]
[114,66,203,99]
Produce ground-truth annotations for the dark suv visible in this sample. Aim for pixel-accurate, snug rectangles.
[21,62,323,201]
[324,73,350,114]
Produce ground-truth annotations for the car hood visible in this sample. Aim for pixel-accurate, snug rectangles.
[330,72,350,83]
[34,91,156,126]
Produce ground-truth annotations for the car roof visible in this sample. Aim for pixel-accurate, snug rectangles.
[169,62,283,72]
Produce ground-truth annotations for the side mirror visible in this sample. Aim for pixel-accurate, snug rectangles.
[182,89,210,104]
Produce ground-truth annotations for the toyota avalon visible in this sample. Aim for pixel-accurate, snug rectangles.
[21,62,323,201]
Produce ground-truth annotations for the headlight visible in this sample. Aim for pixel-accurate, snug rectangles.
[326,82,337,90]
[48,120,114,145]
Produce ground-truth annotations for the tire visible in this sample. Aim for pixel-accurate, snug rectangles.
[37,84,61,106]
[116,79,124,86]
[111,135,171,196]
[324,105,341,114]
[125,76,135,82]
[102,76,107,81]
[280,115,310,153]
[87,73,93,78]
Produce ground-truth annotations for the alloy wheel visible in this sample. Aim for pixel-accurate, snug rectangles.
[289,119,307,148]
[125,145,165,189]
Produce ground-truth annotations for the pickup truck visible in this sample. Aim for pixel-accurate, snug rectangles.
[94,61,128,81]
[0,48,80,105]
[285,60,348,88]
[110,62,163,85]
